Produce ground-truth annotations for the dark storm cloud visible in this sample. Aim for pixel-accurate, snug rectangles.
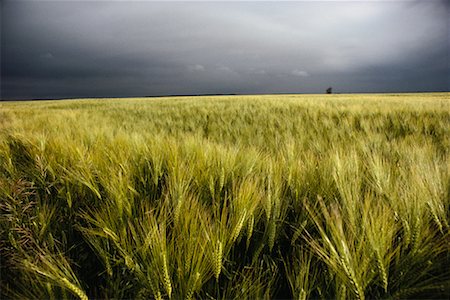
[1,0,448,100]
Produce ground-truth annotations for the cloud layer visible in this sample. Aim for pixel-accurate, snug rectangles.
[1,0,448,99]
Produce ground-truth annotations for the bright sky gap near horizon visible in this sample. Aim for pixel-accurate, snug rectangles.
[1,0,449,100]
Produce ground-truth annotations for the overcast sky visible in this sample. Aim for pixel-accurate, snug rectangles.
[1,0,449,100]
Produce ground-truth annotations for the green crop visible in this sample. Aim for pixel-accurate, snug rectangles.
[1,93,449,299]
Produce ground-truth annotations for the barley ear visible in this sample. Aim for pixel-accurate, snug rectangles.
[231,210,247,243]
[162,253,172,298]
[60,278,88,300]
[246,214,254,249]
[268,220,276,251]
[375,250,388,292]
[214,241,223,280]
[186,272,200,300]
[340,257,364,300]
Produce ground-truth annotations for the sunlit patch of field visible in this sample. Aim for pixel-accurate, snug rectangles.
[1,93,449,299]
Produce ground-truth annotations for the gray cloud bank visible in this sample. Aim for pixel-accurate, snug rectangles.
[1,0,449,100]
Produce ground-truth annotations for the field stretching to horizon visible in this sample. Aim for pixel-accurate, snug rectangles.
[1,93,449,299]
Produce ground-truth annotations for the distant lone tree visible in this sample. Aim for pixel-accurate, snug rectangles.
[326,87,332,94]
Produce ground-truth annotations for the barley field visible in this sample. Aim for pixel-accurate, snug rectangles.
[1,93,449,299]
